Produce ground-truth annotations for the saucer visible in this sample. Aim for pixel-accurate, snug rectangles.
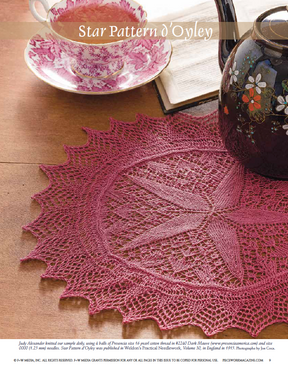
[24,29,172,95]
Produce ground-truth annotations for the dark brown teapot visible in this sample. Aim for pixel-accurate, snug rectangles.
[215,1,288,179]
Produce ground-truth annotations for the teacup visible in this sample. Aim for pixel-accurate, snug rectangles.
[29,0,147,78]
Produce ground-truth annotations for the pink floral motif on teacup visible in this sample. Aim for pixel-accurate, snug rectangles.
[29,0,147,78]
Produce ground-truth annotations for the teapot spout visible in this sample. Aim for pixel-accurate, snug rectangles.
[214,0,240,71]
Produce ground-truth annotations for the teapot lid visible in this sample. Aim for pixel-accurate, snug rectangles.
[256,6,288,48]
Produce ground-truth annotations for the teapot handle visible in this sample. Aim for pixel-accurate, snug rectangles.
[214,0,239,71]
[29,0,50,23]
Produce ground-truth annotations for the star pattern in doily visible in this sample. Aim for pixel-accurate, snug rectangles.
[22,112,288,336]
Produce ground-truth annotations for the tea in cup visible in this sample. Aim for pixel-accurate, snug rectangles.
[29,0,147,78]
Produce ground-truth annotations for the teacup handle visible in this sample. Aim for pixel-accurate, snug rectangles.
[29,0,50,22]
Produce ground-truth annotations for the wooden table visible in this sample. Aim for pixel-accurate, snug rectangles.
[1,0,288,340]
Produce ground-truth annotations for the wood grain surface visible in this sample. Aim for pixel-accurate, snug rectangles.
[1,0,288,339]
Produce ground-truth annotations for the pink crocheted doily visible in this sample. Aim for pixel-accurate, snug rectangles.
[22,111,288,337]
